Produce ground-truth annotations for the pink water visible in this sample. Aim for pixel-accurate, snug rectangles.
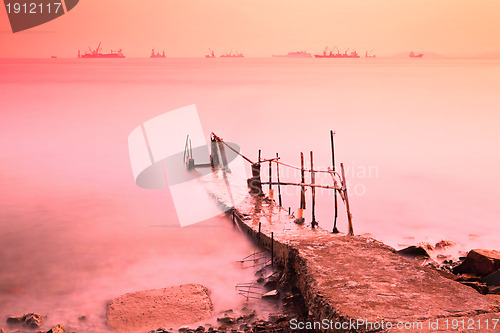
[1,58,499,330]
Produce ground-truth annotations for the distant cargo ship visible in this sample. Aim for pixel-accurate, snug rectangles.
[78,42,124,58]
[205,49,216,58]
[150,49,166,58]
[365,51,376,58]
[409,51,423,58]
[220,52,244,58]
[272,51,312,58]
[314,47,360,58]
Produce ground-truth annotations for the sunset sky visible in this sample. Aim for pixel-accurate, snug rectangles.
[1,0,500,57]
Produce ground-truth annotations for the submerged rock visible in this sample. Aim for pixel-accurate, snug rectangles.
[262,290,279,299]
[453,249,500,277]
[47,324,65,333]
[6,313,43,328]
[397,245,432,259]
[216,316,237,325]
[435,240,456,249]
[106,284,213,331]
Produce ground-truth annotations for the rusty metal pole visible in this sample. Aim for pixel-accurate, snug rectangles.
[276,153,282,207]
[271,232,274,267]
[217,139,230,172]
[268,160,274,200]
[310,151,317,228]
[211,134,220,169]
[341,162,354,236]
[248,163,262,195]
[331,130,339,233]
[296,152,306,223]
[258,222,261,244]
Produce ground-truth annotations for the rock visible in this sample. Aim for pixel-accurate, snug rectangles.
[149,328,170,333]
[461,281,489,295]
[455,274,481,282]
[435,240,456,249]
[453,249,500,277]
[0,328,5,333]
[482,269,500,287]
[262,290,279,299]
[195,326,205,332]
[268,314,288,323]
[488,286,500,295]
[6,315,24,324]
[106,284,213,331]
[263,279,278,290]
[24,313,44,328]
[282,293,300,304]
[6,313,44,328]
[237,310,256,323]
[397,245,431,259]
[78,315,86,321]
[217,317,237,325]
[46,324,65,333]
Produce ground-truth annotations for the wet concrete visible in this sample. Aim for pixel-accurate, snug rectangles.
[202,171,500,332]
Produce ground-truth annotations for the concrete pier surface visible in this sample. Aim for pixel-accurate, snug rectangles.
[202,171,500,332]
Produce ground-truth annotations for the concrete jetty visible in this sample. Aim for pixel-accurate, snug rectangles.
[201,170,500,332]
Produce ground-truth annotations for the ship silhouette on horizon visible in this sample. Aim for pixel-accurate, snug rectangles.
[409,51,424,58]
[272,51,313,58]
[314,47,360,58]
[78,42,124,58]
[151,49,166,58]
[220,51,244,58]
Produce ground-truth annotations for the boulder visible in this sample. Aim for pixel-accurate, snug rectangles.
[262,290,279,299]
[397,244,432,259]
[461,281,489,295]
[216,317,237,325]
[106,284,213,331]
[455,274,481,282]
[453,249,500,277]
[47,324,65,333]
[482,269,500,287]
[24,313,43,328]
[435,240,456,249]
[6,313,43,328]
[6,315,24,324]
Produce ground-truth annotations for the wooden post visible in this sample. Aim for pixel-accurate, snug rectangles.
[258,222,261,244]
[271,232,274,267]
[341,162,354,236]
[217,139,230,172]
[248,163,262,195]
[310,151,317,228]
[210,135,220,169]
[268,160,274,200]
[276,153,282,207]
[331,130,339,233]
[296,152,306,224]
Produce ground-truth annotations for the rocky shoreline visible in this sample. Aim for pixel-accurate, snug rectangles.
[3,243,500,333]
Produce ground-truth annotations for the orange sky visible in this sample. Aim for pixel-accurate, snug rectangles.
[1,0,499,57]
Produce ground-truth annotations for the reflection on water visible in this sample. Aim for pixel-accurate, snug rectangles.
[0,58,499,330]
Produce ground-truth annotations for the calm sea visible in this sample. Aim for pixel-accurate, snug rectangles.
[1,57,499,331]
